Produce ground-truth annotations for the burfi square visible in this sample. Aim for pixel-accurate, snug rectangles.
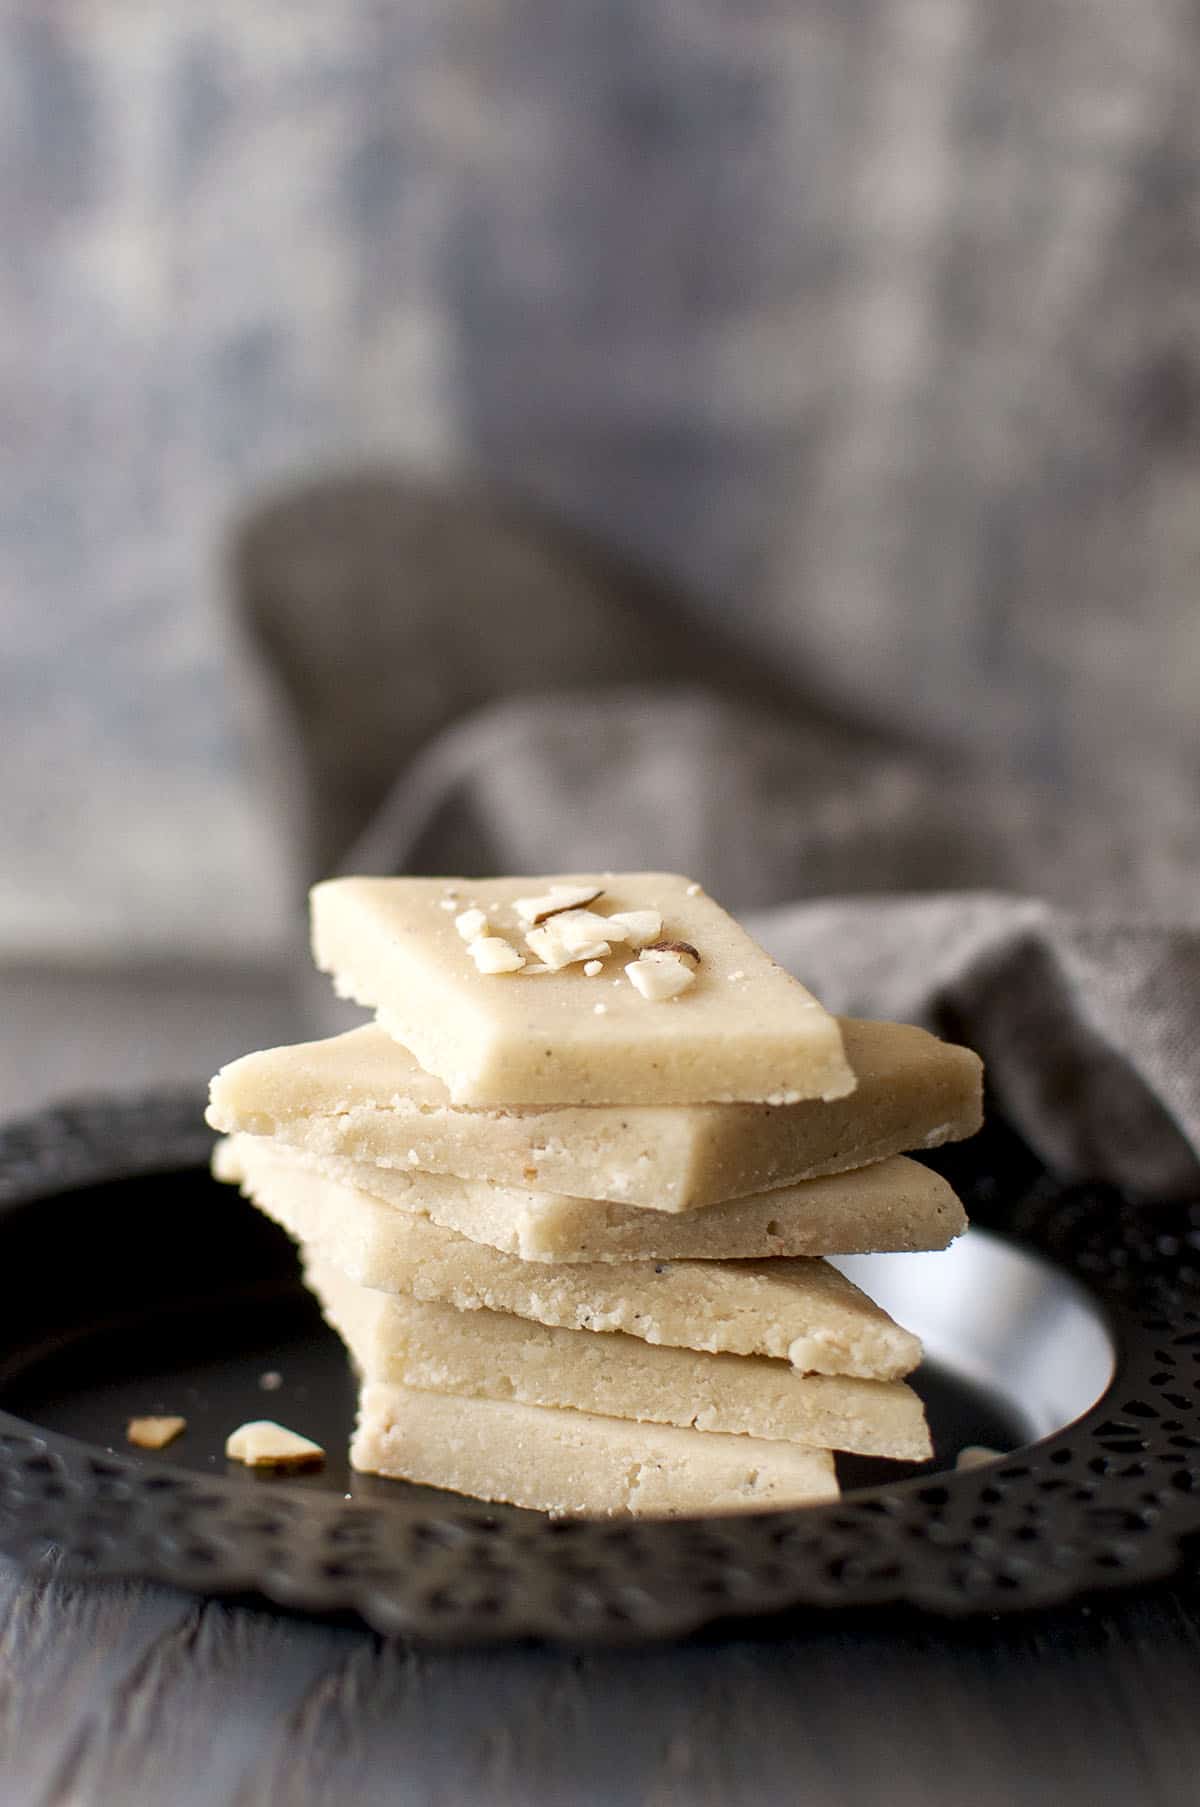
[310,874,855,1106]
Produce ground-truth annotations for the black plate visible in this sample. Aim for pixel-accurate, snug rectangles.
[1,1095,1198,1644]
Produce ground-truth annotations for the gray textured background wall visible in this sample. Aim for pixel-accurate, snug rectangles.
[3,2,1197,959]
[2,7,461,958]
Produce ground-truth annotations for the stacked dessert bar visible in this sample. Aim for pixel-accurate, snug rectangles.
[208,874,980,1515]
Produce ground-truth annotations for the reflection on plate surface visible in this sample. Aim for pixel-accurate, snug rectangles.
[837,1229,1116,1448]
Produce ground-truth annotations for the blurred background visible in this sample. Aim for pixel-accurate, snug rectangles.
[2,3,1197,1120]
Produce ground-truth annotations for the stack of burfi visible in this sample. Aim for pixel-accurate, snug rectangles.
[208,874,981,1516]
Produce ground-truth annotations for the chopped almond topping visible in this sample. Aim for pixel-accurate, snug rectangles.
[625,954,696,1001]
[525,916,611,969]
[514,884,605,924]
[645,939,700,965]
[550,909,615,950]
[468,936,525,974]
[604,909,662,947]
[127,1415,186,1450]
[454,907,489,941]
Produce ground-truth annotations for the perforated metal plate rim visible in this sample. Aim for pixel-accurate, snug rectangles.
[2,1093,1199,1646]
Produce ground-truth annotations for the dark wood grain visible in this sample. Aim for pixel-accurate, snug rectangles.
[6,1551,1200,1807]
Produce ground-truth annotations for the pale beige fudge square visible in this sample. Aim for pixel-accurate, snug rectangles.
[207,1016,981,1212]
[214,1133,965,1263]
[353,1383,839,1516]
[310,873,855,1105]
[227,1138,920,1378]
[310,1256,930,1457]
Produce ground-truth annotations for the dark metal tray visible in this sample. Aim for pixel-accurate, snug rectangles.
[1,1095,1197,1644]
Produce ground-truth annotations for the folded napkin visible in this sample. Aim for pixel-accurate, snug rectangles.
[230,474,1200,1202]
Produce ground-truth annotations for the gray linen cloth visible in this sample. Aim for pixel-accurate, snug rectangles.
[230,476,1200,1203]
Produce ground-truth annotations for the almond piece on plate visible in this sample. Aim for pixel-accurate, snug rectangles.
[956,1444,1003,1470]
[225,1420,325,1470]
[127,1415,187,1450]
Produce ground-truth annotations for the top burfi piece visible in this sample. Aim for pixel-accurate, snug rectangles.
[310,874,856,1107]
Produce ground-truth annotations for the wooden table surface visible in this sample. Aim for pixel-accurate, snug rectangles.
[5,1549,1200,1807]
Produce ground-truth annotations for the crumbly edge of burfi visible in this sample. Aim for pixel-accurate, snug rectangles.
[351,1383,841,1516]
[207,1017,979,1210]
[309,1256,932,1457]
